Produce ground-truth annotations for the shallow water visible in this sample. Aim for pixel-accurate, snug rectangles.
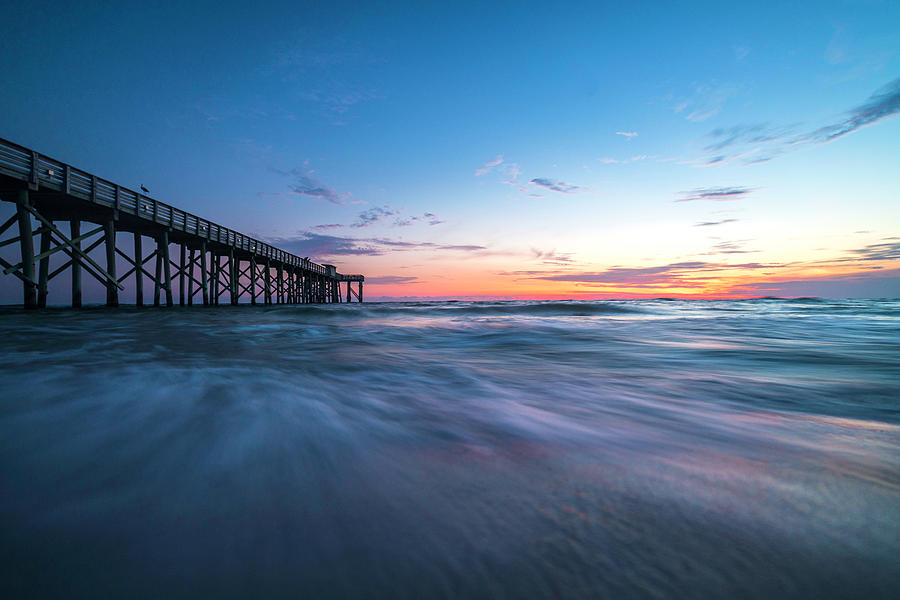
[1,299,899,598]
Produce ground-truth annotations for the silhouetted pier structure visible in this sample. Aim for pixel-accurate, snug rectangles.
[0,137,363,308]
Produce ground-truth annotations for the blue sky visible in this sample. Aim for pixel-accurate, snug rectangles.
[1,0,898,300]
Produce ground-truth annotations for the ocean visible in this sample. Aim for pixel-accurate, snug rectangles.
[1,299,898,598]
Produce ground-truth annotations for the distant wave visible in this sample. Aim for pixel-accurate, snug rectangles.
[276,300,647,319]
[422,301,646,316]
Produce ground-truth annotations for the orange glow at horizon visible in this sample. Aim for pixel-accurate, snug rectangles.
[358,257,900,300]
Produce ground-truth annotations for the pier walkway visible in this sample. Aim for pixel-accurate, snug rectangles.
[0,137,363,308]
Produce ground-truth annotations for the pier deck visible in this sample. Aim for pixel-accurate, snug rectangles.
[0,137,363,308]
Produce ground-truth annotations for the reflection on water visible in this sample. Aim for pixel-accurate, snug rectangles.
[1,299,899,598]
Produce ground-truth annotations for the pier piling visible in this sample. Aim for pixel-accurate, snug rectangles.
[71,220,82,307]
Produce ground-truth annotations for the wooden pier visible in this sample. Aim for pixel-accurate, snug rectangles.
[0,137,363,308]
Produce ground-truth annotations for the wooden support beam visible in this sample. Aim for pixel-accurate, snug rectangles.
[180,243,186,306]
[0,213,18,239]
[237,263,251,295]
[0,254,38,288]
[278,265,284,304]
[215,257,229,300]
[287,268,293,304]
[216,254,223,304]
[229,247,237,305]
[117,265,137,283]
[113,246,136,267]
[160,231,173,307]
[0,235,23,250]
[104,218,118,307]
[153,244,162,307]
[71,220,81,307]
[264,260,272,304]
[250,256,257,305]
[171,259,204,292]
[134,233,143,306]
[49,233,104,282]
[187,247,195,306]
[285,268,291,304]
[37,225,51,308]
[210,253,218,304]
[200,242,209,306]
[16,191,37,308]
[214,258,222,299]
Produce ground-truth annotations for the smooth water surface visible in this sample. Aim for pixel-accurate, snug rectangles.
[1,299,899,598]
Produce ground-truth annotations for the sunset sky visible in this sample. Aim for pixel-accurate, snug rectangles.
[1,1,898,300]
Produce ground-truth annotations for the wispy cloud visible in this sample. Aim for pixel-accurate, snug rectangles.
[598,155,650,165]
[734,268,900,298]
[393,212,446,227]
[270,167,350,204]
[496,269,570,278]
[271,232,488,258]
[502,163,521,185]
[365,275,421,285]
[439,244,487,251]
[274,233,382,256]
[694,218,739,227]
[424,212,445,226]
[698,78,900,166]
[529,178,582,194]
[352,206,397,228]
[676,186,754,202]
[701,239,758,255]
[311,223,344,230]
[536,262,713,284]
[704,123,797,153]
[290,174,346,204]
[531,248,575,264]
[674,82,739,122]
[475,154,504,176]
[733,45,751,61]
[848,239,900,261]
[616,131,638,139]
[532,260,781,289]
[800,78,900,143]
[267,36,384,119]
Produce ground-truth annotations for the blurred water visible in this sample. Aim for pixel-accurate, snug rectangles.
[1,299,899,598]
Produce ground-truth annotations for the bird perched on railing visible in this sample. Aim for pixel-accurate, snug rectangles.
[140,185,150,194]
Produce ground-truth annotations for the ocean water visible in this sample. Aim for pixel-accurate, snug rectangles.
[1,299,898,598]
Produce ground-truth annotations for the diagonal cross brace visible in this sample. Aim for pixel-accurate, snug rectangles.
[22,205,124,290]
[4,225,105,274]
[48,234,106,281]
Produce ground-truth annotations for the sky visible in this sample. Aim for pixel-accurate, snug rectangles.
[1,0,898,300]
